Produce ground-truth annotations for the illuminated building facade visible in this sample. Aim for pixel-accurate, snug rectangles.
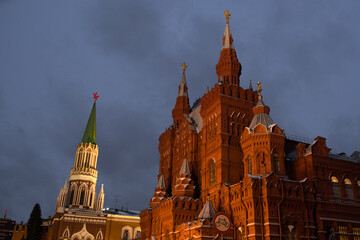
[140,11,360,240]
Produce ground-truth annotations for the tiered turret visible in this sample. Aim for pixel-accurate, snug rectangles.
[150,175,168,207]
[241,84,286,175]
[172,158,195,197]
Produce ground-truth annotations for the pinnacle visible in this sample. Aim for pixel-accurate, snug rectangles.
[178,71,188,97]
[198,200,216,219]
[179,158,191,175]
[222,14,234,50]
[156,175,166,189]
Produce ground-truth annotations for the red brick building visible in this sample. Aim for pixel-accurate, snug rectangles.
[140,11,360,240]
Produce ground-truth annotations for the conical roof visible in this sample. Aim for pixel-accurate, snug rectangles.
[179,158,190,175]
[198,200,216,219]
[249,96,275,130]
[178,71,188,97]
[222,10,234,50]
[156,175,166,189]
[82,101,96,144]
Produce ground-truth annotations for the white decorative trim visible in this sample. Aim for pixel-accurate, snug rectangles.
[71,223,94,240]
[69,175,97,183]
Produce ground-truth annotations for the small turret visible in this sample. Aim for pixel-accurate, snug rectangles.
[241,83,286,175]
[95,184,105,212]
[55,180,68,213]
[172,159,195,197]
[150,174,168,207]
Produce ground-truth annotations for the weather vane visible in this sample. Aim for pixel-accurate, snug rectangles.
[93,92,99,101]
[181,62,187,73]
[257,82,262,97]
[224,10,231,23]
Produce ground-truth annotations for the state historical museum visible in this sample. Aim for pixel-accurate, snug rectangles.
[140,11,360,240]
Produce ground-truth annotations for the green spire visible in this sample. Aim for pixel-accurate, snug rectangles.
[82,101,96,145]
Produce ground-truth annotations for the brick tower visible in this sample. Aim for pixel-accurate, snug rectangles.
[140,10,360,240]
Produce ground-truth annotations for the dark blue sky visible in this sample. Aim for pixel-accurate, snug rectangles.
[1,1,359,222]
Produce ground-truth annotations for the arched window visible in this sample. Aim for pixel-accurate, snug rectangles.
[344,179,354,203]
[69,189,75,205]
[273,153,280,174]
[89,193,93,207]
[86,151,91,168]
[134,227,141,239]
[248,157,252,174]
[210,161,215,186]
[331,176,341,203]
[79,189,85,205]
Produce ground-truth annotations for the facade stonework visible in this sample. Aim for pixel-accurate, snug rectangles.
[140,13,360,240]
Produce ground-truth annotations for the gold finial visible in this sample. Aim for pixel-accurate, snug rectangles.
[181,62,187,73]
[257,82,262,96]
[224,10,231,23]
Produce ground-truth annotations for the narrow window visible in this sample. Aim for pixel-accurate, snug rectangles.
[248,157,252,174]
[344,179,354,203]
[274,153,280,174]
[331,176,341,203]
[89,193,93,207]
[79,189,85,205]
[210,161,215,186]
[69,190,75,205]
[122,230,129,240]
[135,231,141,239]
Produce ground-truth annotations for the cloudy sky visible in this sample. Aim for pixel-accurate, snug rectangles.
[1,0,359,222]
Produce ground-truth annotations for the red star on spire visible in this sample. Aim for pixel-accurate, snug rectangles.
[93,92,99,101]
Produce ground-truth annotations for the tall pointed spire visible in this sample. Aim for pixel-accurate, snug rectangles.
[249,80,253,91]
[216,10,242,86]
[178,62,188,97]
[172,63,190,126]
[222,10,234,50]
[82,94,98,145]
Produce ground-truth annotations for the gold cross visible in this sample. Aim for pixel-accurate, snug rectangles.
[224,10,231,23]
[181,62,187,72]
